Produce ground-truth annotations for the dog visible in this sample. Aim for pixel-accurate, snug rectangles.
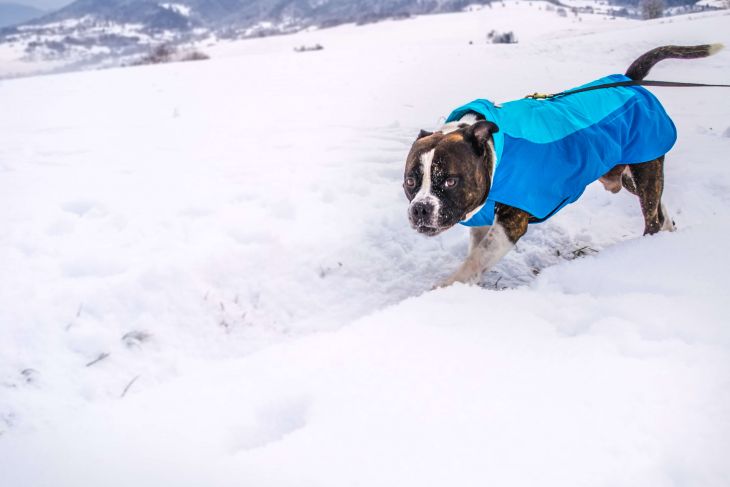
[403,44,723,287]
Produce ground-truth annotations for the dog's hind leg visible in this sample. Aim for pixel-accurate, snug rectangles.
[628,156,676,235]
[622,167,638,195]
[659,203,675,232]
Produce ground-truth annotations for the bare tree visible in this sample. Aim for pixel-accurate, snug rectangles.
[640,0,665,19]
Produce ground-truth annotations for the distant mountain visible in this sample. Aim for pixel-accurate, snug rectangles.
[25,0,486,32]
[608,0,699,6]
[35,0,198,30]
[1,0,716,76]
[0,0,491,69]
[0,2,44,27]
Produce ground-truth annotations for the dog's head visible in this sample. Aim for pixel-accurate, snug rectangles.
[403,120,499,236]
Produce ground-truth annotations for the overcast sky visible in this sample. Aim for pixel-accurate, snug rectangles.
[11,0,72,11]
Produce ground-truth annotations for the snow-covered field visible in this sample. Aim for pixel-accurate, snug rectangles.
[1,3,730,485]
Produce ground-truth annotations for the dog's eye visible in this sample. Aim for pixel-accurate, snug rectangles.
[405,177,416,188]
[444,177,458,188]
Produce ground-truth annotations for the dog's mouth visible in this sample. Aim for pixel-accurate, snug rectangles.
[414,224,444,237]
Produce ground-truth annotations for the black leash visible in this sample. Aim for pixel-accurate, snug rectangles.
[525,79,730,100]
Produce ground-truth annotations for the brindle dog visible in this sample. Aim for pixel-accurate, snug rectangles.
[404,44,723,287]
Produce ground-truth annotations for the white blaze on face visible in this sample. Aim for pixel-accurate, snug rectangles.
[409,148,441,226]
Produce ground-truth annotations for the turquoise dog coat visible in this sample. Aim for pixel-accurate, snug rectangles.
[445,74,677,227]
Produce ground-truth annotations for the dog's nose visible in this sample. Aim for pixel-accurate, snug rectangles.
[410,201,433,222]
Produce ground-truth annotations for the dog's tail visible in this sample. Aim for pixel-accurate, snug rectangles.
[625,44,724,80]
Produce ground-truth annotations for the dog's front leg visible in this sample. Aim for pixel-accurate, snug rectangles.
[469,226,490,254]
[439,204,530,287]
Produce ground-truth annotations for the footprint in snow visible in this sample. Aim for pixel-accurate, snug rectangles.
[480,223,600,290]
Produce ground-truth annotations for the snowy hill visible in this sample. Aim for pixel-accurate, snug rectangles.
[1,3,730,485]
[36,0,487,27]
[1,0,725,77]
[0,0,504,77]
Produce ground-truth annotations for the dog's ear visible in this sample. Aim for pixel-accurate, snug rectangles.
[465,120,499,153]
[417,129,433,140]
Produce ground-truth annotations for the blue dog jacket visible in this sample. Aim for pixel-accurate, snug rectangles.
[445,74,677,227]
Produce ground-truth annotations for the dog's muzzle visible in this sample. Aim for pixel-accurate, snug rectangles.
[409,201,444,236]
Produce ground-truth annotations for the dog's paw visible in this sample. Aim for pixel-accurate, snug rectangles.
[433,273,471,290]
[431,279,452,290]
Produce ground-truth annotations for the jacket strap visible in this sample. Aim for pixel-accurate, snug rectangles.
[525,79,730,100]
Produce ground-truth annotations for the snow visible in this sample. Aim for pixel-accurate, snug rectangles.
[0,16,175,78]
[160,3,192,17]
[1,2,730,485]
[697,0,727,8]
